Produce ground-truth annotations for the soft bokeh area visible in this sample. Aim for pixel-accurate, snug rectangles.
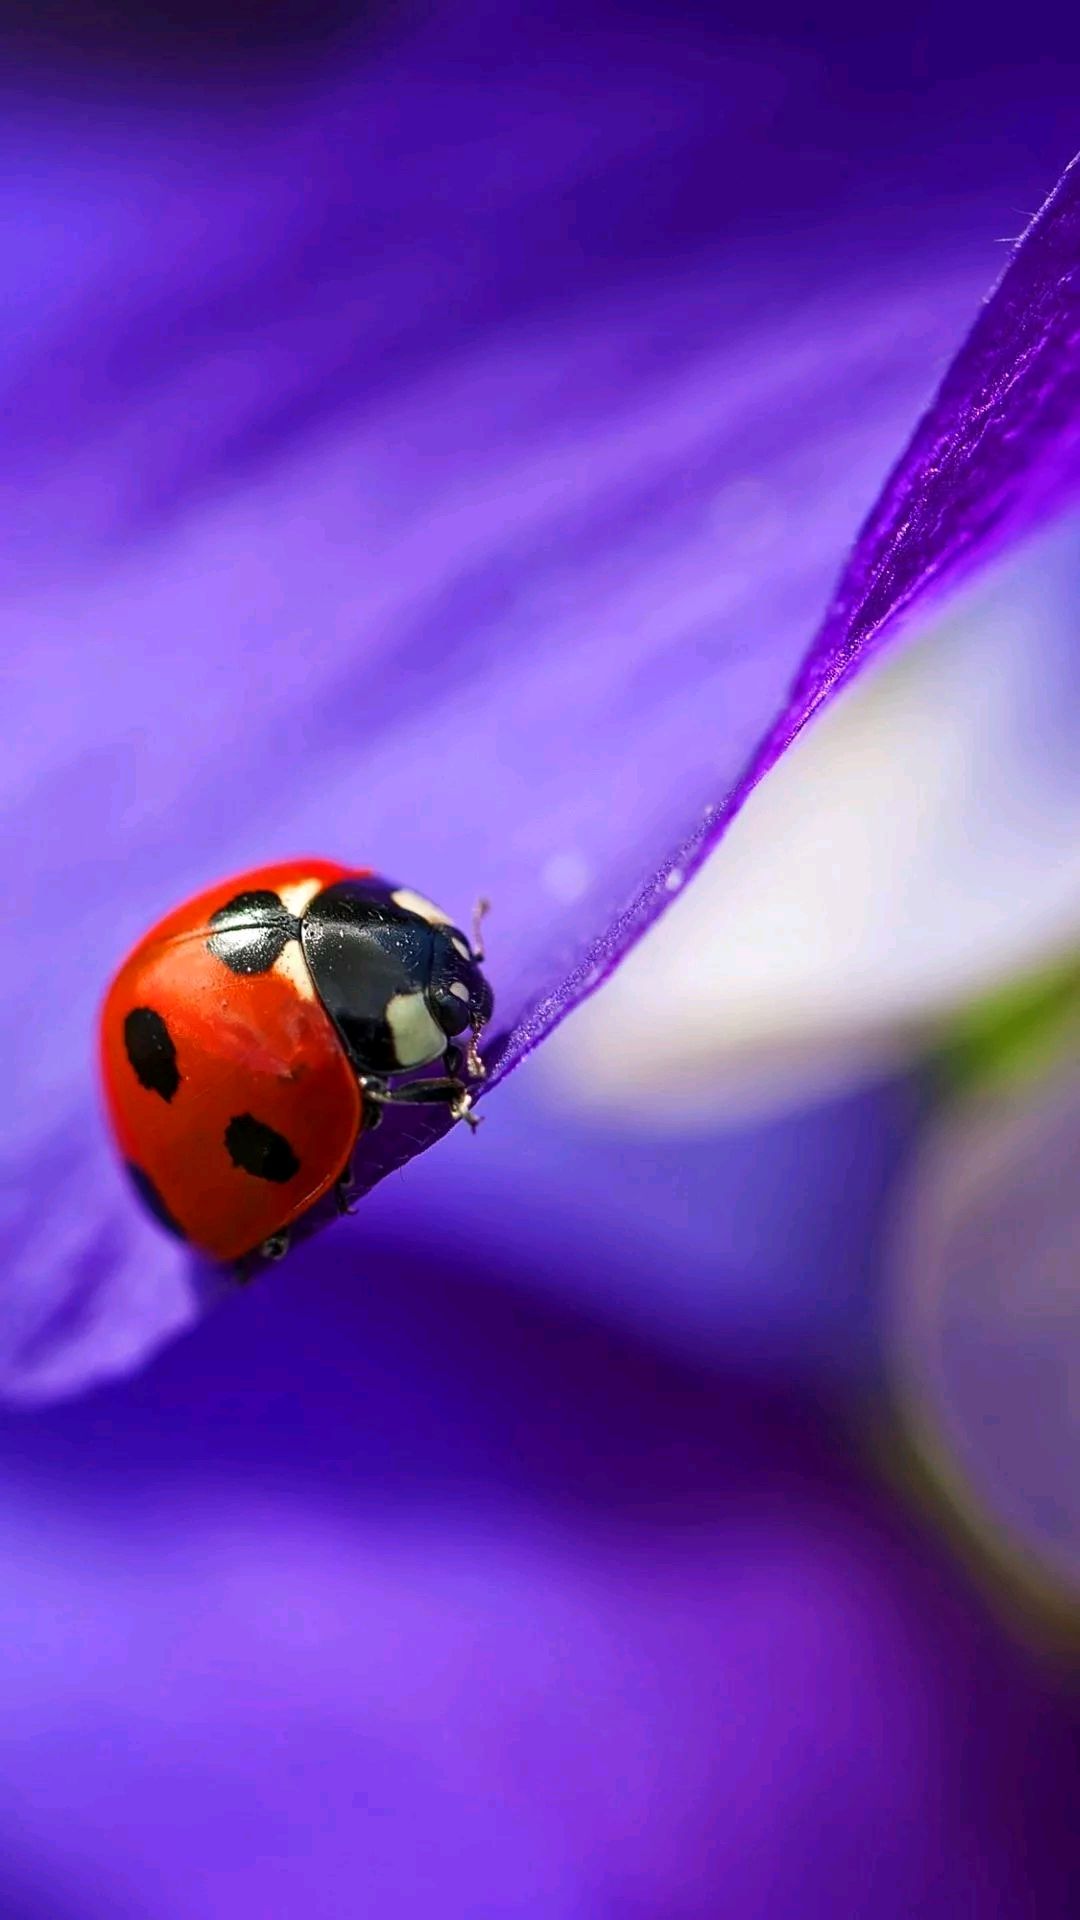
[2,4,1079,1916]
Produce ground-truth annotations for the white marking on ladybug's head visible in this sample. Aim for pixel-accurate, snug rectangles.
[451,936,471,961]
[386,991,445,1068]
[392,888,453,927]
[449,980,471,1003]
[278,877,325,918]
[274,938,317,1001]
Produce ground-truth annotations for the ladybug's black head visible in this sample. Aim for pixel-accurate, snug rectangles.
[426,925,494,1041]
[300,877,494,1079]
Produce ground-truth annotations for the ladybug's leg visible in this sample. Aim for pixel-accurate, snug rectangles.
[231,1227,290,1283]
[363,1076,466,1106]
[360,1074,482,1131]
[335,1166,357,1214]
[454,1088,482,1131]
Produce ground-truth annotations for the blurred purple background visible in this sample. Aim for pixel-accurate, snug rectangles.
[2,2,1079,1914]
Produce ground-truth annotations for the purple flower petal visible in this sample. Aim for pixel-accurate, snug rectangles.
[2,1261,1079,1918]
[510,150,1080,1075]
[549,515,1080,1124]
[356,1064,925,1387]
[5,14,1080,1392]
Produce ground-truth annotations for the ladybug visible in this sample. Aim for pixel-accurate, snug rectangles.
[100,860,494,1265]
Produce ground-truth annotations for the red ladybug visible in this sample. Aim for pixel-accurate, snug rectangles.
[100,860,493,1264]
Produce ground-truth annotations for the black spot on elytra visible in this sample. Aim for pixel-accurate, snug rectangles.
[126,1162,186,1240]
[225,1112,300,1183]
[124,1006,180,1101]
[208,889,300,975]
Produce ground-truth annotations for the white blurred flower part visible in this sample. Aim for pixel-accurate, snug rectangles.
[891,1049,1080,1608]
[541,516,1080,1127]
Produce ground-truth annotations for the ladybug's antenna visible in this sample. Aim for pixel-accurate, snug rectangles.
[470,896,491,963]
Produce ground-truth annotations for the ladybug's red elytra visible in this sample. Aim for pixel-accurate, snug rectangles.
[100,861,494,1264]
